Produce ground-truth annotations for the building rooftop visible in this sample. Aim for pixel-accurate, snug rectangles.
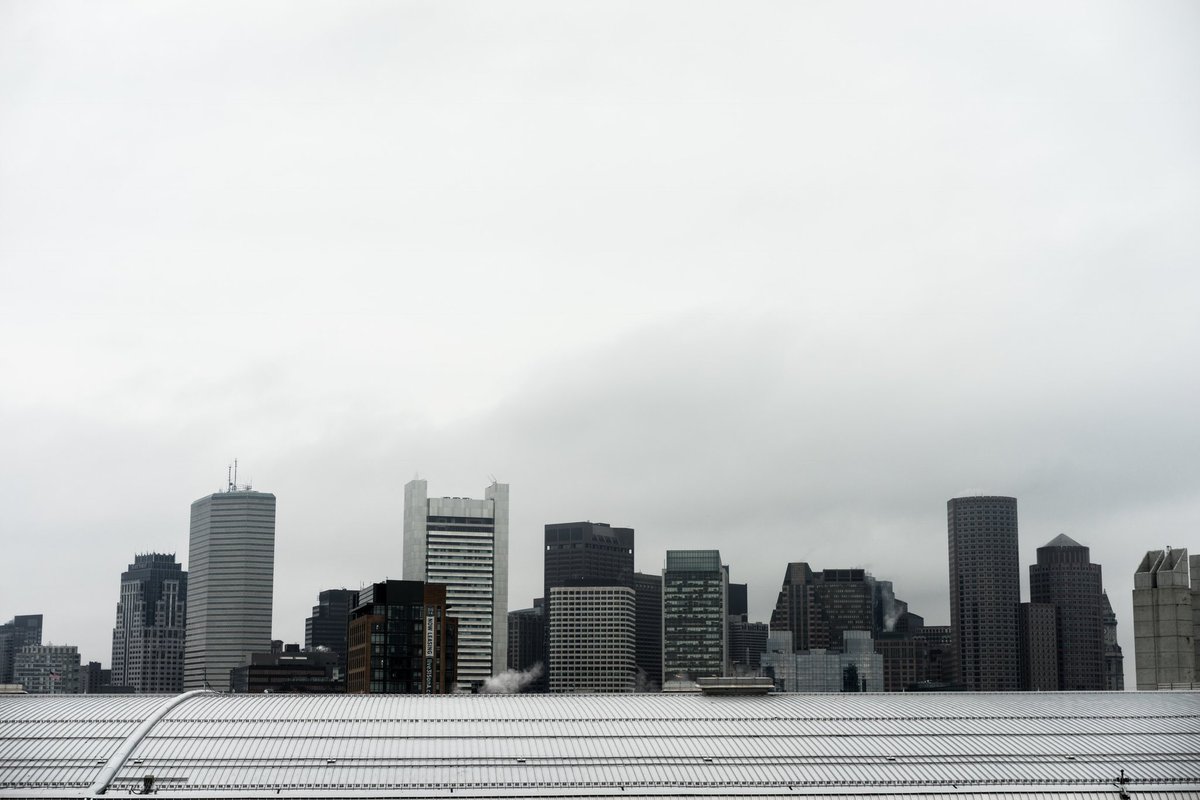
[1043,533,1085,548]
[1,691,1198,798]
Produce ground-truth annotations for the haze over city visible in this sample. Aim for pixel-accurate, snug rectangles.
[2,1,1199,695]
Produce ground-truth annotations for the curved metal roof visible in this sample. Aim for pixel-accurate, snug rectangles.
[2,691,1198,798]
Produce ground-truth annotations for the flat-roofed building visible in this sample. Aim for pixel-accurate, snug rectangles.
[662,550,727,680]
[548,585,636,693]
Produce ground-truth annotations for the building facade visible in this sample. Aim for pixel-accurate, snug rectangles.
[304,589,358,680]
[347,580,457,694]
[633,572,663,690]
[1132,547,1198,690]
[947,495,1021,691]
[662,550,727,680]
[762,630,884,692]
[548,585,636,693]
[1029,534,1106,690]
[507,603,545,675]
[403,479,508,690]
[0,615,42,685]
[183,487,277,691]
[14,645,80,694]
[1018,602,1059,691]
[111,553,187,693]
[231,645,343,693]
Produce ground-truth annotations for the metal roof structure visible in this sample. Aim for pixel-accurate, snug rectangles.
[2,690,1199,799]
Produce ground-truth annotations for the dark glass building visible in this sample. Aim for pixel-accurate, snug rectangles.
[0,615,42,685]
[947,495,1021,691]
[231,644,343,693]
[507,603,546,676]
[769,564,875,651]
[1029,534,1106,690]
[347,580,457,694]
[633,572,662,690]
[1018,601,1059,691]
[304,589,358,680]
[111,553,187,693]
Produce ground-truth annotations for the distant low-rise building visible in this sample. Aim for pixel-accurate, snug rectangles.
[1132,547,1199,690]
[0,615,43,685]
[231,644,343,693]
[15,645,80,694]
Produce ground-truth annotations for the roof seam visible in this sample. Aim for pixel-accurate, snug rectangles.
[87,689,215,795]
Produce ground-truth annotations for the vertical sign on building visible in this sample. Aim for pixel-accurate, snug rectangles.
[424,609,435,692]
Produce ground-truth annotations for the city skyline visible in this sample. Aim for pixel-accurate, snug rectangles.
[3,2,1198,695]
[0,478,1177,691]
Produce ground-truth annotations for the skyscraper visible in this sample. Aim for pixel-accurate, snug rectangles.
[769,564,876,651]
[543,521,634,688]
[633,572,663,690]
[111,553,187,693]
[403,479,509,690]
[0,615,42,685]
[1132,547,1199,690]
[305,589,358,679]
[548,585,636,693]
[1029,534,1106,690]
[947,495,1021,691]
[183,485,276,691]
[662,550,727,681]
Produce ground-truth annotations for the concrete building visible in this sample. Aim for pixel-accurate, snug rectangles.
[111,553,187,693]
[14,644,80,694]
[875,635,929,691]
[183,486,277,691]
[1133,547,1199,690]
[662,550,727,680]
[548,585,636,693]
[543,521,634,689]
[1102,591,1125,691]
[918,624,956,687]
[1029,534,1106,690]
[403,479,508,690]
[0,614,42,684]
[347,580,457,694]
[948,495,1021,691]
[304,589,358,680]
[762,630,883,692]
[1018,602,1059,691]
[633,572,662,690]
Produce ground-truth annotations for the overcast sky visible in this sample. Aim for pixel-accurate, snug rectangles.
[2,1,1198,689]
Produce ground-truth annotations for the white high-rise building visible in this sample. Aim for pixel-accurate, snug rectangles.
[549,585,636,693]
[403,479,508,690]
[183,487,276,691]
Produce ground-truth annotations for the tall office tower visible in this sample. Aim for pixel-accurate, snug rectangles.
[633,572,663,690]
[183,485,277,691]
[769,564,876,651]
[1132,548,1199,690]
[111,553,188,693]
[347,580,457,694]
[662,550,728,681]
[305,589,358,679]
[947,495,1021,691]
[507,604,546,673]
[1102,592,1125,691]
[0,614,42,684]
[14,645,81,694]
[1017,602,1059,691]
[543,522,635,599]
[728,583,748,618]
[403,479,509,690]
[548,585,636,693]
[1029,534,1106,690]
[543,521,634,687]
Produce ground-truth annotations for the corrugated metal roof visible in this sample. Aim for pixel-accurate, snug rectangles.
[1,691,1198,798]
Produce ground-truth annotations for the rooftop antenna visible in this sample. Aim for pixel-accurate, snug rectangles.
[233,459,239,490]
[227,463,233,493]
